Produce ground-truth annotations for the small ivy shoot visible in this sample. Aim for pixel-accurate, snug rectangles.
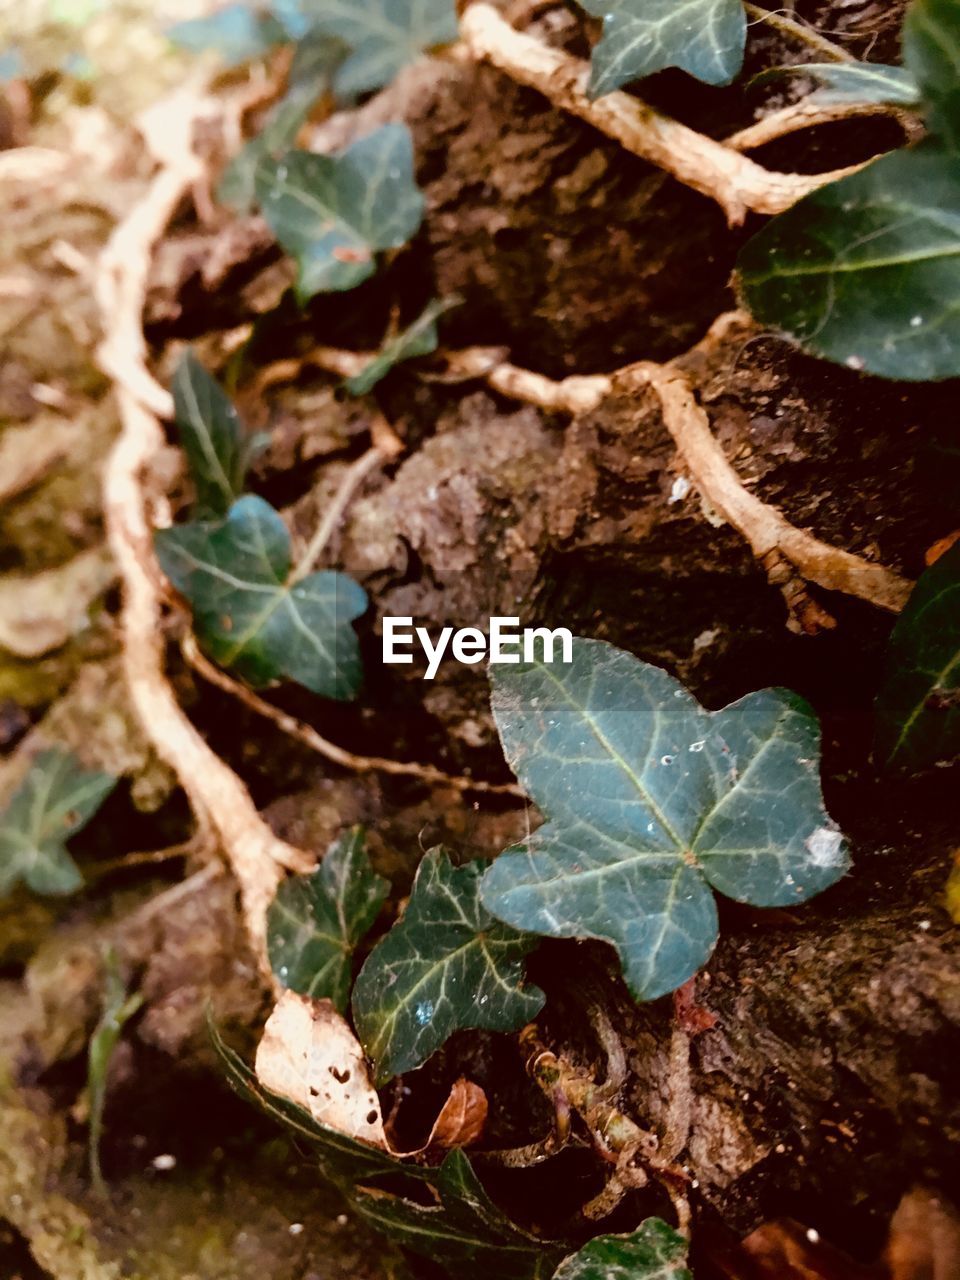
[481,638,848,1004]
[352,848,545,1083]
[255,123,425,301]
[345,297,461,396]
[267,826,389,1011]
[0,749,116,899]
[171,352,257,517]
[156,494,368,700]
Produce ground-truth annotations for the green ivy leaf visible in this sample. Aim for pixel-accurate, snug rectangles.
[171,353,255,517]
[155,494,367,700]
[737,145,960,381]
[753,62,920,106]
[481,638,847,1004]
[218,31,347,213]
[267,826,389,1010]
[0,749,116,898]
[345,297,460,396]
[904,0,960,150]
[297,0,458,97]
[353,1149,563,1280]
[875,540,960,772]
[256,124,425,301]
[352,849,545,1083]
[551,1220,691,1280]
[168,5,287,65]
[578,0,747,98]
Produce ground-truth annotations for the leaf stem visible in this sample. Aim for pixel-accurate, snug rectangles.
[289,444,388,584]
[743,3,855,64]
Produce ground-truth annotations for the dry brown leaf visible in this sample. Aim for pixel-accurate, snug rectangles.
[254,990,387,1148]
[740,1219,877,1280]
[424,1076,488,1151]
[0,547,116,659]
[886,1188,960,1280]
[0,417,79,506]
[925,532,960,567]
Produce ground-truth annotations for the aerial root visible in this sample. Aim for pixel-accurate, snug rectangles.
[96,83,313,978]
[459,4,870,226]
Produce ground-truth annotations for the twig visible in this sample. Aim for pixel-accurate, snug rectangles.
[459,4,868,225]
[256,325,911,624]
[96,84,314,977]
[291,446,389,583]
[625,345,913,625]
[181,634,525,798]
[743,3,854,64]
[726,98,918,152]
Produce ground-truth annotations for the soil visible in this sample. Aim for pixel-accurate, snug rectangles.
[2,0,959,1276]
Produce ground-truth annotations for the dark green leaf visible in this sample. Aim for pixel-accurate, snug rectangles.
[353,1149,564,1280]
[218,32,347,213]
[168,5,287,65]
[904,0,960,150]
[267,826,389,1010]
[171,352,254,516]
[88,949,144,1194]
[752,62,920,106]
[737,145,960,381]
[552,1219,691,1280]
[155,494,367,700]
[578,0,747,98]
[345,297,460,396]
[0,750,116,899]
[352,849,545,1083]
[875,540,960,772]
[256,124,425,300]
[481,638,847,1004]
[297,0,458,97]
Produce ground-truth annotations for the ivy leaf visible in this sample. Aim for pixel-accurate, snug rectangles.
[904,0,960,150]
[753,62,920,106]
[352,849,545,1084]
[481,638,848,1004]
[0,749,116,898]
[578,0,747,99]
[155,494,367,700]
[171,352,255,517]
[267,827,389,1010]
[875,540,960,772]
[352,1149,564,1280]
[256,124,425,301]
[552,1220,691,1280]
[168,5,287,65]
[737,145,960,381]
[218,34,345,213]
[345,298,460,396]
[297,0,459,97]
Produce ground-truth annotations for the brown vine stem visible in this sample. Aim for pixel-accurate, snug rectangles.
[742,3,854,63]
[261,328,912,623]
[625,318,913,621]
[459,3,867,225]
[726,98,919,152]
[291,445,389,583]
[181,634,525,799]
[96,83,313,976]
